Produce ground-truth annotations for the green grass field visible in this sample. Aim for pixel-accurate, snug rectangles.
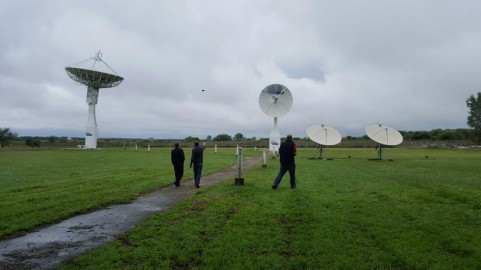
[0,147,243,239]
[2,147,480,269]
[58,148,481,269]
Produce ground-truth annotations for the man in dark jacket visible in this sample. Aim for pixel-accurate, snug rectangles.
[171,143,185,187]
[190,141,205,188]
[272,134,297,189]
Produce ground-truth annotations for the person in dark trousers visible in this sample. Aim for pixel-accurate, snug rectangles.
[190,141,205,188]
[272,134,297,189]
[171,142,185,187]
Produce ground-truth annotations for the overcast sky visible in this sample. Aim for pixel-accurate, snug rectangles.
[1,0,480,139]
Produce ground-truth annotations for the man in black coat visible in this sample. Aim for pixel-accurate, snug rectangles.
[171,142,185,187]
[272,134,297,189]
[190,141,205,188]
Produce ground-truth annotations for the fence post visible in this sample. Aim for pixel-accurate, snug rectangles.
[235,147,244,185]
[262,148,267,168]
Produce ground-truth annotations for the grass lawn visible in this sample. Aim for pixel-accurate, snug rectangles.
[62,148,481,269]
[0,147,243,239]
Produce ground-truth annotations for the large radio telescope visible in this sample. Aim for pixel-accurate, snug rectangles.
[258,84,293,153]
[65,51,124,149]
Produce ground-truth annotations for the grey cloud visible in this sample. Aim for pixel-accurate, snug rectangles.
[1,0,479,139]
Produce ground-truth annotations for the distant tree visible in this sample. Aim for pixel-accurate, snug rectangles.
[0,128,17,147]
[213,134,232,141]
[48,136,57,149]
[455,129,471,140]
[184,136,200,142]
[411,131,431,140]
[251,136,257,141]
[399,131,413,140]
[25,138,41,147]
[234,133,244,141]
[439,131,462,141]
[206,135,212,141]
[467,92,481,142]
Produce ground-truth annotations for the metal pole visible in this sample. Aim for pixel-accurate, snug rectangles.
[319,144,323,159]
[262,148,267,168]
[378,144,382,159]
[235,147,244,185]
[215,144,217,153]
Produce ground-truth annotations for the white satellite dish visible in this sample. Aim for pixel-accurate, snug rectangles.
[365,123,403,160]
[259,84,293,153]
[259,84,293,117]
[306,124,342,159]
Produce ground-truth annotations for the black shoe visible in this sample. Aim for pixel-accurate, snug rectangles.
[272,185,277,189]
[195,185,200,188]
[291,186,296,189]
[174,182,180,187]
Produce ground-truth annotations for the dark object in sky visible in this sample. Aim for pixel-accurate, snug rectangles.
[202,89,205,92]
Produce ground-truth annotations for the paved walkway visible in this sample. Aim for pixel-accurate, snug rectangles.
[0,157,261,270]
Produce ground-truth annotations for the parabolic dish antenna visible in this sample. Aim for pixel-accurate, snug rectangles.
[365,124,403,146]
[306,124,342,159]
[365,123,403,160]
[259,84,293,117]
[65,67,123,88]
[258,84,293,153]
[65,51,123,149]
[306,124,342,146]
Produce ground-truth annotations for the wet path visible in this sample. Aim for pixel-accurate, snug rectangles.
[0,157,261,269]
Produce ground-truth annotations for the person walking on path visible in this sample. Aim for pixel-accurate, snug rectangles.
[190,141,205,188]
[171,142,185,187]
[272,134,297,189]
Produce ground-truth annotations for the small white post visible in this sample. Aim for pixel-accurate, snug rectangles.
[236,145,239,155]
[135,143,138,151]
[148,144,151,152]
[235,147,244,185]
[262,148,267,168]
[271,149,277,159]
[215,144,217,153]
